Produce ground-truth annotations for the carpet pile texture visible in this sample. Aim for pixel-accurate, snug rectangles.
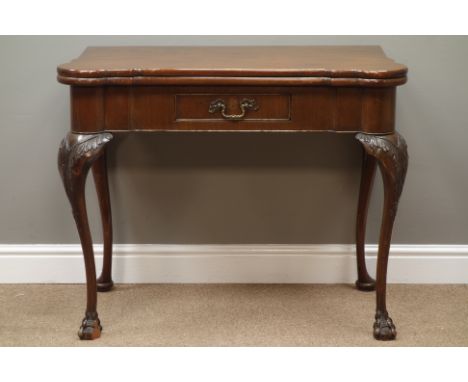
[0,284,466,346]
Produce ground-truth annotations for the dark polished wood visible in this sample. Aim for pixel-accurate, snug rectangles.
[57,46,407,86]
[69,86,396,134]
[355,150,377,292]
[57,46,408,341]
[92,152,114,292]
[356,132,408,340]
[58,132,113,339]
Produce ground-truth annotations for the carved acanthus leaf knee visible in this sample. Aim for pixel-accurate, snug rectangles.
[58,133,113,198]
[356,132,408,217]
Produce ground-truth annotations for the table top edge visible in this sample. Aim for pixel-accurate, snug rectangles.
[57,45,408,85]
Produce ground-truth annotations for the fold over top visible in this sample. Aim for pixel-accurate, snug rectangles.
[57,46,408,87]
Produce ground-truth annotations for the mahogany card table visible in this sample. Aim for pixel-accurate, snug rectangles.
[57,46,408,341]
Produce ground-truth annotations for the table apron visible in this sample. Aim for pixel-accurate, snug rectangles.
[70,86,396,134]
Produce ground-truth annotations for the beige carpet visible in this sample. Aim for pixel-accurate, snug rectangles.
[0,284,467,346]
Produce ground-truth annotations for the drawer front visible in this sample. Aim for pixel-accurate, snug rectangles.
[175,94,290,121]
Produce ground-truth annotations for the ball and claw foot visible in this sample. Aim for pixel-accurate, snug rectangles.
[97,277,114,292]
[78,313,102,340]
[355,276,376,292]
[373,311,397,341]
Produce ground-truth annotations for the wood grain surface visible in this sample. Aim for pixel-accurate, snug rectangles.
[58,46,407,86]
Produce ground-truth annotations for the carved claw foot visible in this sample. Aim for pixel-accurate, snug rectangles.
[373,311,396,341]
[78,312,102,340]
[96,277,114,292]
[355,276,376,291]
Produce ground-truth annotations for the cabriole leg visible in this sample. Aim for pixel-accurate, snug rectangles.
[356,132,408,341]
[355,149,377,291]
[93,153,114,292]
[58,132,113,340]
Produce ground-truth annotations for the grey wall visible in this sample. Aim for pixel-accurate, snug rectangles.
[0,36,467,244]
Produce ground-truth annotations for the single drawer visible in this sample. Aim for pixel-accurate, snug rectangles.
[175,94,291,122]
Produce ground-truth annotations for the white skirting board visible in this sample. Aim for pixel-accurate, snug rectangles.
[0,244,467,283]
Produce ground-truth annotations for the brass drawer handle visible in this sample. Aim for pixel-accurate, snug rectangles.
[208,98,259,120]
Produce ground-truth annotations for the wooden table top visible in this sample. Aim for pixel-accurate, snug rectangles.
[58,46,407,84]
